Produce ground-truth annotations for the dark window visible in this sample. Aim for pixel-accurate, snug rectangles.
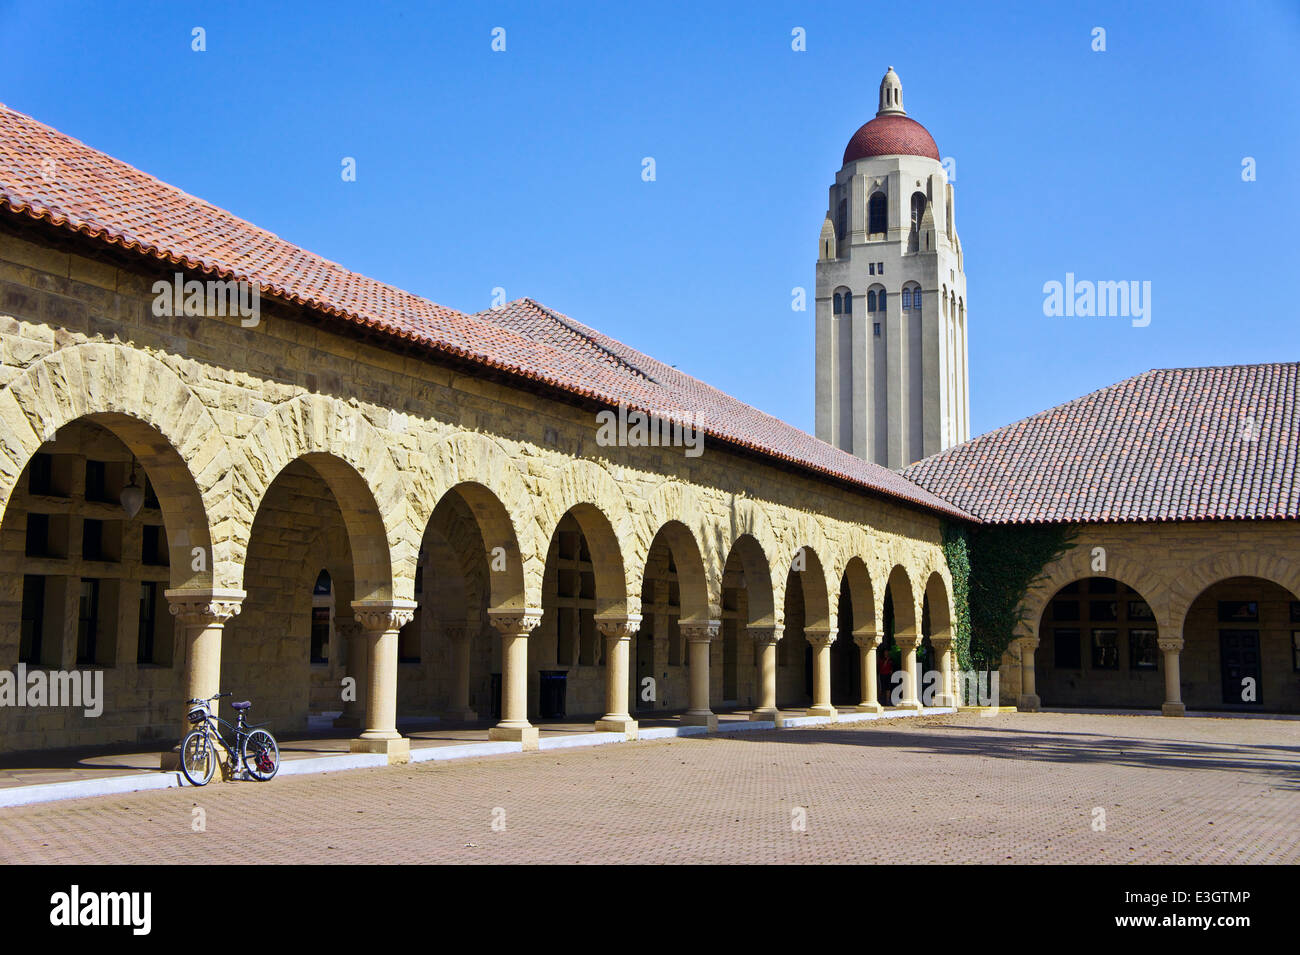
[878,290,887,311]
[84,460,111,503]
[77,578,100,665]
[910,192,927,233]
[1052,600,1080,621]
[25,513,50,558]
[1053,628,1081,668]
[1089,578,1118,594]
[1058,581,1081,595]
[1130,629,1158,670]
[1218,600,1258,623]
[1091,629,1119,669]
[867,291,877,312]
[873,322,881,337]
[1089,600,1118,622]
[28,453,54,495]
[902,288,911,310]
[137,581,158,664]
[1291,602,1300,623]
[82,518,104,561]
[843,292,852,315]
[877,262,884,274]
[833,292,842,315]
[19,575,45,665]
[141,524,169,566]
[310,606,330,664]
[868,194,887,235]
[314,570,332,595]
[869,263,875,276]
[836,197,847,240]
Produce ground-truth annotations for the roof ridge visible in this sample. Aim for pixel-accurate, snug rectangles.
[522,299,654,382]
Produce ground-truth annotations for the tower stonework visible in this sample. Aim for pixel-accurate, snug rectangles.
[815,67,969,468]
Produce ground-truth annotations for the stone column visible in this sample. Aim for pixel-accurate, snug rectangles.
[931,635,956,707]
[487,609,543,750]
[1159,636,1185,717]
[161,588,245,770]
[854,630,883,713]
[1018,635,1041,712]
[805,627,837,719]
[349,599,418,762]
[445,625,477,722]
[748,625,782,722]
[332,619,365,728]
[595,614,641,739]
[679,620,720,730]
[894,631,924,710]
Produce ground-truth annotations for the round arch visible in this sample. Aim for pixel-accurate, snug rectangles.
[0,344,222,589]
[721,533,775,627]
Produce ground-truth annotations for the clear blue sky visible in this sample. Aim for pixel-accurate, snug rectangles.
[2,0,1297,438]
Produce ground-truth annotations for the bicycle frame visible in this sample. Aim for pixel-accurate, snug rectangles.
[188,705,256,779]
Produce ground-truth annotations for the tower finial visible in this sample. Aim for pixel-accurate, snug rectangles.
[877,66,905,117]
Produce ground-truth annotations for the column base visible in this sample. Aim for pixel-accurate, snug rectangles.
[680,711,717,731]
[895,700,924,711]
[1017,693,1041,712]
[350,736,410,764]
[750,706,780,722]
[855,701,884,714]
[489,723,540,751]
[1161,702,1186,717]
[934,693,957,707]
[595,716,638,740]
[805,704,838,719]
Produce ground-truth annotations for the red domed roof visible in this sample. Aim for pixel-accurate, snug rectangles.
[842,114,940,164]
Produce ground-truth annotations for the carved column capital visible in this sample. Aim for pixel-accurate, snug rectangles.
[853,629,882,650]
[352,599,419,633]
[1157,637,1184,653]
[595,614,642,641]
[748,625,783,645]
[804,627,835,649]
[929,633,953,650]
[487,608,544,637]
[444,625,473,644]
[679,620,721,643]
[1020,635,1041,652]
[893,631,922,650]
[166,588,246,626]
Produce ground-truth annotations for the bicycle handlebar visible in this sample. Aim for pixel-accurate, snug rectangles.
[186,692,233,705]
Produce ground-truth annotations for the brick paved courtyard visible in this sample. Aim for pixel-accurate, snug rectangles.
[0,712,1295,864]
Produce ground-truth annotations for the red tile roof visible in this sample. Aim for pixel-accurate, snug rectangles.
[0,101,972,521]
[843,115,941,164]
[904,364,1300,524]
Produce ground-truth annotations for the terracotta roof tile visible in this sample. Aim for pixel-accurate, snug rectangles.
[0,101,971,521]
[904,364,1300,524]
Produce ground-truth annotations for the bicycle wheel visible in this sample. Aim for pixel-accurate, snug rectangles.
[179,730,216,786]
[240,728,279,781]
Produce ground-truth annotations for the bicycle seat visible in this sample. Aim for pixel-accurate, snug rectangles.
[231,701,252,711]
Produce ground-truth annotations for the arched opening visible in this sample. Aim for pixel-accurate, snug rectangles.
[1182,576,1300,712]
[538,504,629,720]
[225,454,392,732]
[881,565,916,706]
[908,192,927,252]
[719,534,775,713]
[2,415,213,753]
[868,192,887,236]
[831,558,874,707]
[635,520,709,715]
[1037,576,1161,709]
[779,546,830,708]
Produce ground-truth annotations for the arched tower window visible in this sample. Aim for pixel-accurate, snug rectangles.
[834,287,852,316]
[867,290,877,312]
[868,193,887,236]
[903,282,922,311]
[902,288,911,310]
[836,197,848,241]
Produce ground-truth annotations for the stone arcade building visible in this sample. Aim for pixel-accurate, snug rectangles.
[0,83,1295,770]
[0,100,970,761]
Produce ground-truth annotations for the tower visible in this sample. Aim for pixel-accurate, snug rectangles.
[815,67,969,468]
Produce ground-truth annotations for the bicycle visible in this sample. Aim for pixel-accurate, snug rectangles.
[178,692,280,786]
